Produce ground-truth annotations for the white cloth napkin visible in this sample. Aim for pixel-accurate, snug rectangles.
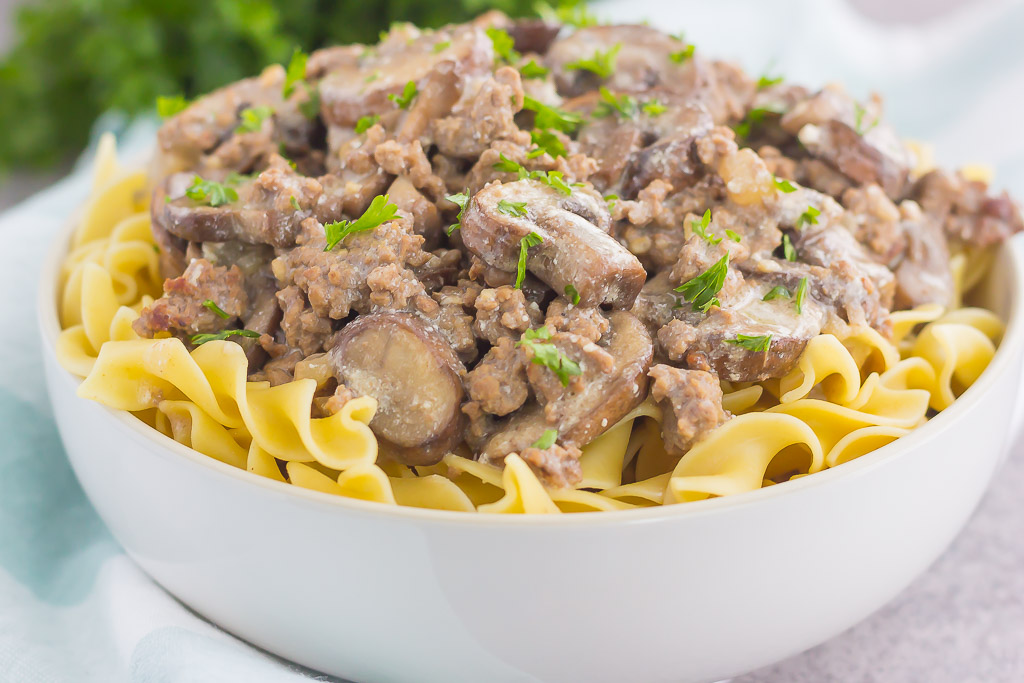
[1,1,1022,680]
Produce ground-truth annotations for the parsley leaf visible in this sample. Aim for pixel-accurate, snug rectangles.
[782,233,798,262]
[725,229,741,242]
[675,254,728,313]
[493,153,527,176]
[567,43,620,78]
[757,74,783,90]
[323,194,399,251]
[773,176,797,193]
[593,86,638,120]
[726,334,772,352]
[520,59,549,79]
[224,171,254,186]
[795,276,809,314]
[236,105,273,134]
[642,99,668,116]
[535,0,598,28]
[191,329,260,346]
[523,95,584,134]
[445,191,469,236]
[355,114,380,134]
[486,27,520,64]
[388,80,417,109]
[691,209,720,244]
[498,199,529,217]
[156,95,189,118]
[530,129,566,158]
[669,44,695,63]
[535,170,572,195]
[432,40,451,53]
[604,194,619,212]
[492,155,573,195]
[531,428,559,449]
[202,300,231,319]
[283,48,308,98]
[796,205,821,229]
[564,284,581,306]
[763,285,791,301]
[290,195,300,211]
[517,325,582,387]
[853,102,878,135]
[516,232,543,288]
[185,176,238,207]
[364,71,381,83]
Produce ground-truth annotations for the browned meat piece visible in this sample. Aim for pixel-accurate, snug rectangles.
[894,203,954,310]
[525,329,615,407]
[911,169,1024,249]
[272,217,431,320]
[319,24,493,129]
[473,286,542,344]
[156,156,322,248]
[519,442,583,489]
[277,285,333,356]
[133,259,248,339]
[315,170,391,226]
[478,311,653,478]
[330,312,466,465]
[544,299,610,343]
[461,179,646,308]
[374,138,447,201]
[841,184,907,266]
[781,86,912,199]
[465,337,529,416]
[386,175,443,248]
[431,66,530,159]
[649,365,729,457]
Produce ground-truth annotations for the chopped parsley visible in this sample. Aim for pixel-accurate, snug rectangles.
[604,194,619,212]
[355,114,380,134]
[498,199,529,217]
[516,232,544,288]
[853,102,878,135]
[762,285,791,301]
[782,233,798,262]
[445,191,469,236]
[323,194,399,251]
[156,95,189,118]
[773,176,797,193]
[726,334,772,352]
[641,99,668,116]
[593,86,638,120]
[202,300,231,319]
[725,229,741,242]
[190,329,260,346]
[492,155,572,195]
[364,71,381,83]
[288,196,300,211]
[224,171,254,185]
[531,428,559,450]
[535,0,598,28]
[493,153,525,175]
[756,74,783,90]
[733,105,784,139]
[566,43,620,78]
[530,129,566,158]
[796,205,821,229]
[675,254,728,313]
[523,95,584,134]
[283,48,308,98]
[388,80,417,109]
[564,284,581,306]
[235,105,273,134]
[485,27,520,64]
[517,326,582,387]
[432,40,451,53]
[520,59,550,79]
[691,209,720,244]
[795,276,809,314]
[185,176,238,207]
[538,170,572,195]
[669,44,695,64]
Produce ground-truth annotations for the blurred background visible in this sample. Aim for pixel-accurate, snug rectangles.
[0,0,993,212]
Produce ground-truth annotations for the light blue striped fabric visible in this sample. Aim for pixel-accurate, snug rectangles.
[1,1,1022,680]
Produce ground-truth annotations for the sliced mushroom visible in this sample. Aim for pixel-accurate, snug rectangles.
[460,179,645,308]
[506,19,562,55]
[479,310,653,471]
[894,205,954,310]
[330,312,466,466]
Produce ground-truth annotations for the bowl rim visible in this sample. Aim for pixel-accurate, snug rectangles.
[37,184,1024,527]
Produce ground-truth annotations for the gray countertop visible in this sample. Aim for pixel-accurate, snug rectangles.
[737,435,1024,682]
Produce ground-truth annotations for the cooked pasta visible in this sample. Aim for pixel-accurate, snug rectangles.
[53,134,1007,514]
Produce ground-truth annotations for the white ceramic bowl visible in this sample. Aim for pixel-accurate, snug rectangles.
[38,212,1024,683]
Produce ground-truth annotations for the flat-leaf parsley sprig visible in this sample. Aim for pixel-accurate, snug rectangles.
[323,194,399,250]
[675,254,729,313]
[517,326,582,387]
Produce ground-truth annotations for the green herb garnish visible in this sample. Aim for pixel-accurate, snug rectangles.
[486,27,520,64]
[604,194,619,212]
[492,155,572,195]
[156,95,189,118]
[593,86,638,120]
[520,59,549,79]
[323,194,399,251]
[642,99,667,116]
[190,329,260,345]
[530,129,566,158]
[853,102,878,135]
[567,43,620,78]
[498,199,529,218]
[283,48,308,98]
[185,176,238,207]
[494,153,527,176]
[763,285,791,301]
[756,74,783,90]
[224,171,254,186]
[388,80,417,109]
[773,176,797,193]
[531,428,559,449]
[517,325,582,387]
[445,191,469,236]
[289,195,300,211]
[516,232,543,288]
[725,229,741,242]
[432,40,451,53]
[669,44,695,63]
[236,105,273,134]
[674,254,728,313]
[795,276,808,313]
[564,284,581,306]
[796,205,821,229]
[691,209,720,244]
[523,95,584,134]
[726,334,772,352]
[535,0,598,28]
[202,300,231,319]
[782,233,797,262]
[355,114,380,134]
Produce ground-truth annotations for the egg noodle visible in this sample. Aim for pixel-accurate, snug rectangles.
[55,135,1002,513]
